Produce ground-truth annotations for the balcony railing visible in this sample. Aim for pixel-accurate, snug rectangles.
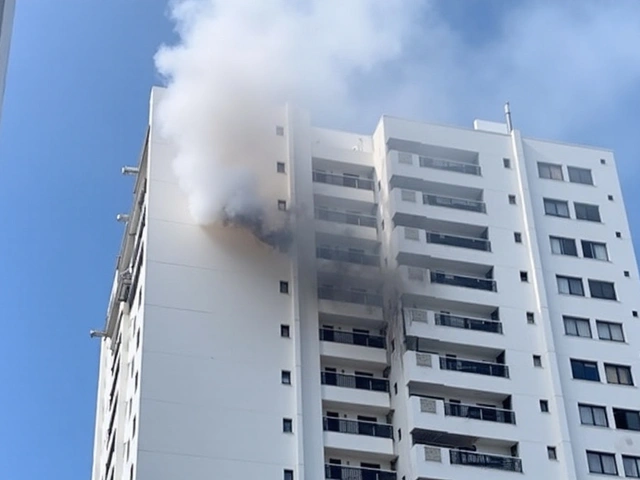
[430,271,497,292]
[449,450,522,473]
[321,371,389,392]
[315,207,377,228]
[316,246,379,267]
[426,231,491,251]
[439,356,509,378]
[313,171,374,191]
[319,328,386,349]
[444,402,515,424]
[418,156,481,176]
[435,313,503,334]
[423,193,486,213]
[323,417,393,438]
[318,287,383,307]
[325,465,396,480]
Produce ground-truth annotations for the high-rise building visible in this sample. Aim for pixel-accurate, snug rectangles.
[90,87,640,480]
[0,0,16,123]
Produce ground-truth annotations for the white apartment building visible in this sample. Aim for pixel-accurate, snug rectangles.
[90,86,640,480]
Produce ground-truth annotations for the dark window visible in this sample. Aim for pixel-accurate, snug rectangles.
[547,447,557,460]
[608,194,614,201]
[625,271,630,277]
[587,451,618,475]
[623,456,640,478]
[276,126,285,136]
[278,200,287,211]
[508,194,516,205]
[571,359,600,381]
[557,276,584,296]
[398,428,402,441]
[540,400,549,412]
[533,355,542,367]
[616,231,622,238]
[575,202,601,222]
[582,240,608,260]
[394,382,398,395]
[601,158,607,165]
[284,469,294,480]
[280,324,290,338]
[579,404,608,427]
[514,232,522,243]
[281,370,291,385]
[605,364,633,385]
[544,198,570,218]
[613,409,640,431]
[280,281,289,294]
[527,312,535,324]
[550,236,577,256]
[588,280,616,300]
[634,311,639,318]
[283,418,293,433]
[520,271,528,282]
[567,166,593,185]
[538,162,564,180]
[277,162,286,173]
[503,158,511,168]
[596,321,624,342]
[563,316,591,338]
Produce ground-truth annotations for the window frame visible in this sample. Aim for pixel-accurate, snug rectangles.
[623,455,640,478]
[596,321,624,342]
[570,359,600,382]
[538,162,564,180]
[574,202,601,222]
[550,236,578,256]
[588,279,617,300]
[613,408,640,431]
[557,275,585,296]
[581,240,608,261]
[579,404,608,427]
[563,316,592,338]
[567,166,594,185]
[604,363,633,386]
[544,198,570,218]
[587,451,618,476]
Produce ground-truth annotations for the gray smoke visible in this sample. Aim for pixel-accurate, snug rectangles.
[154,0,414,249]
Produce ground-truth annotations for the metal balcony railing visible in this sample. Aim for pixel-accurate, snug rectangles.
[418,155,481,175]
[319,328,386,349]
[312,171,374,191]
[316,246,379,266]
[444,402,515,424]
[439,356,509,378]
[430,271,497,292]
[325,464,396,480]
[315,207,377,228]
[449,450,522,473]
[321,372,389,392]
[422,193,486,213]
[426,231,491,251]
[435,313,503,334]
[317,287,383,307]
[323,417,393,438]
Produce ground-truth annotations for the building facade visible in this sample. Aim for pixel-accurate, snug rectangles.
[0,0,15,123]
[91,86,640,480]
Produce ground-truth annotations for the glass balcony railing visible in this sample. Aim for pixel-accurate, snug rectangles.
[422,193,486,213]
[444,402,515,424]
[425,231,491,251]
[435,313,503,334]
[319,328,386,349]
[312,171,374,190]
[325,465,396,480]
[430,271,497,292]
[321,372,389,392]
[449,450,522,473]
[315,207,377,228]
[418,156,481,175]
[317,287,383,307]
[316,246,379,266]
[323,417,393,438]
[439,356,509,378]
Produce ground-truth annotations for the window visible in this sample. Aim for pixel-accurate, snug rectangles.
[547,447,557,460]
[503,158,511,168]
[533,355,542,367]
[540,400,549,412]
[281,370,292,385]
[563,316,591,338]
[550,236,577,256]
[613,409,640,431]
[520,271,529,282]
[588,280,616,300]
[394,382,398,395]
[538,162,564,180]
[401,189,416,202]
[587,451,618,475]
[634,311,639,318]
[277,162,286,173]
[278,200,287,211]
[283,418,293,433]
[570,359,600,381]
[132,416,137,438]
[608,194,614,201]
[514,232,522,243]
[527,312,535,324]
[284,469,294,480]
[605,364,633,385]
[574,202,601,222]
[581,240,608,260]
[596,321,624,342]
[276,126,285,136]
[279,281,289,294]
[398,428,402,441]
[623,456,640,478]
[616,231,622,238]
[404,227,419,241]
[134,372,139,392]
[508,194,516,205]
[557,275,584,296]
[567,166,593,185]
[625,271,630,277]
[544,198,570,218]
[601,158,607,165]
[579,404,608,427]
[280,324,290,338]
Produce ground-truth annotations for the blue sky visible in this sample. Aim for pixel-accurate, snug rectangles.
[1,1,639,479]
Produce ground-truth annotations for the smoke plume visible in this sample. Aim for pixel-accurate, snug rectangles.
[154,0,414,249]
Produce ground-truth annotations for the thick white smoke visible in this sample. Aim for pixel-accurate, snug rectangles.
[154,0,415,248]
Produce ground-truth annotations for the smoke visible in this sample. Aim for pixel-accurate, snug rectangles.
[154,0,416,249]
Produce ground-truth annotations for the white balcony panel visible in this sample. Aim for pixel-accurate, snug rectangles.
[316,258,380,278]
[323,431,394,458]
[321,384,390,410]
[315,218,378,242]
[387,151,484,188]
[319,340,388,367]
[313,181,375,204]
[312,143,373,167]
[317,299,383,322]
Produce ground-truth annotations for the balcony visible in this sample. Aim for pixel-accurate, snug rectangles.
[423,193,486,213]
[426,231,491,251]
[319,328,385,348]
[316,246,379,267]
[450,449,522,473]
[313,171,374,190]
[419,155,481,176]
[435,312,502,334]
[323,417,393,439]
[439,356,509,378]
[318,287,383,307]
[444,402,515,424]
[315,207,377,228]
[325,464,396,480]
[315,207,378,241]
[430,271,496,292]
[321,372,389,392]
